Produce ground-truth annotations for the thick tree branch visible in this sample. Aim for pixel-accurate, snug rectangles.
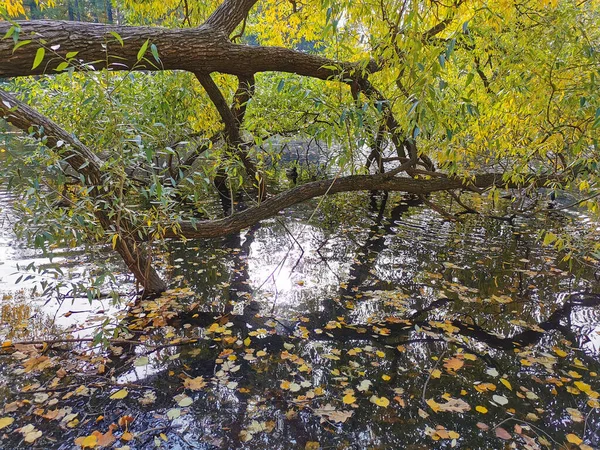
[171,171,563,239]
[0,21,377,79]
[201,0,258,36]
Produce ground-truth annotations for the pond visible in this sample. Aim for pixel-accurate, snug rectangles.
[1,144,600,449]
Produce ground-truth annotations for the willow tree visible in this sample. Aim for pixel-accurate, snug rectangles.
[0,0,598,295]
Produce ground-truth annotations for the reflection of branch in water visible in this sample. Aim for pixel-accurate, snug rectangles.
[335,195,423,310]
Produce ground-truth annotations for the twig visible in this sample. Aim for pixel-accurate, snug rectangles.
[421,348,447,406]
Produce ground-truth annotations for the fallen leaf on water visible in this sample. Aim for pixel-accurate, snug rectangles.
[370,396,390,407]
[566,433,583,445]
[17,424,43,443]
[184,376,206,391]
[0,417,14,430]
[75,434,98,449]
[109,389,128,400]
[495,427,511,440]
[342,393,356,405]
[444,357,464,372]
[475,406,488,414]
[492,394,508,405]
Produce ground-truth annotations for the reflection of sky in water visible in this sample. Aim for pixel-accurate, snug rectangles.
[0,189,127,339]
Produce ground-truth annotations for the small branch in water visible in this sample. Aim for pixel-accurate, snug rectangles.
[421,348,447,407]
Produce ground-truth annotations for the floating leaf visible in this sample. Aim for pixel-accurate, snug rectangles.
[495,427,511,440]
[109,389,128,400]
[370,396,389,407]
[492,394,508,405]
[566,433,583,445]
[342,393,356,405]
[0,417,14,429]
[475,406,488,414]
[134,356,149,366]
[184,376,206,391]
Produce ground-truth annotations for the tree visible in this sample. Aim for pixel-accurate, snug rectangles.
[0,0,598,295]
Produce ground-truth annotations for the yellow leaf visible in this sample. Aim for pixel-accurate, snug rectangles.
[553,347,567,357]
[80,434,98,448]
[426,398,441,412]
[381,374,391,381]
[500,378,512,390]
[463,353,477,361]
[342,393,356,404]
[0,417,14,429]
[370,396,390,407]
[566,433,583,445]
[475,406,488,414]
[431,369,442,379]
[109,389,128,400]
[574,381,591,394]
[184,376,206,391]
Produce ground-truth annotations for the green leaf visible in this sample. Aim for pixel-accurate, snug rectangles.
[137,39,149,61]
[66,51,79,59]
[3,26,16,40]
[12,39,31,53]
[32,47,45,70]
[55,61,69,72]
[109,31,124,46]
[150,43,160,62]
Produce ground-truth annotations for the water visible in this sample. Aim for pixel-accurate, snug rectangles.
[1,151,599,448]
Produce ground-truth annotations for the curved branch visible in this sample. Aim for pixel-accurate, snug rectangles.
[0,21,377,79]
[172,171,562,239]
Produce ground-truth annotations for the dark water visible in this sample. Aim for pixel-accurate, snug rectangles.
[1,147,599,448]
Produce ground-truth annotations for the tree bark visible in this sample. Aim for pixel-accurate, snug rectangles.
[0,21,375,79]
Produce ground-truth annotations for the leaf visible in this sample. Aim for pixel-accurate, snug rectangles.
[32,47,45,69]
[0,417,14,429]
[134,356,149,366]
[137,39,149,61]
[492,394,508,405]
[13,39,32,53]
[342,393,356,405]
[66,51,79,59]
[437,397,471,413]
[109,389,128,400]
[150,43,160,62]
[566,433,583,445]
[166,408,181,420]
[75,434,99,448]
[369,396,389,407]
[109,31,124,46]
[475,405,488,414]
[184,376,206,391]
[357,380,372,392]
[174,394,193,407]
[443,357,464,372]
[495,427,512,440]
[499,378,512,390]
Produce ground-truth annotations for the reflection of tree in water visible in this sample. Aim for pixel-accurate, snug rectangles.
[1,196,600,449]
